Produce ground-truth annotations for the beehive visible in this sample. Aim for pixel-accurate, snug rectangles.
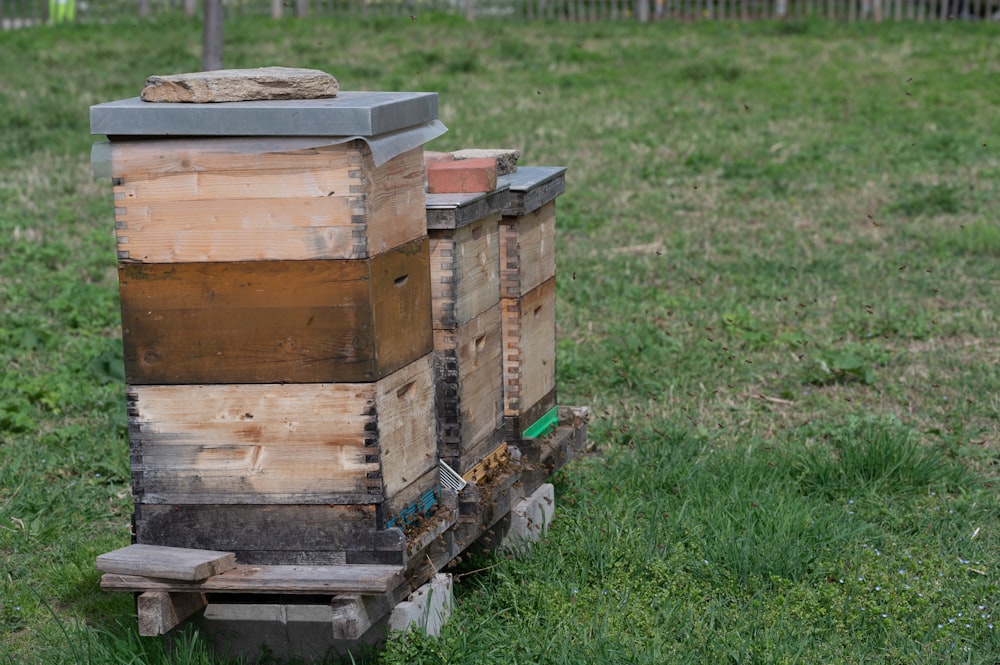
[497,167,566,439]
[91,92,444,564]
[425,186,507,474]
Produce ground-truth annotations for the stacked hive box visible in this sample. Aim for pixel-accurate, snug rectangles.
[91,93,443,566]
[424,186,509,475]
[497,167,567,440]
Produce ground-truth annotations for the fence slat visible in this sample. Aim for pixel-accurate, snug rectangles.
[2,0,988,28]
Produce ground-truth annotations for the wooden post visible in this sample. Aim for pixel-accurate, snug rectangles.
[271,0,282,18]
[202,0,223,71]
[137,0,150,17]
[635,0,650,20]
[295,0,308,17]
[183,0,197,17]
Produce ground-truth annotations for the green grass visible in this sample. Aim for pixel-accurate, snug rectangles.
[1,12,998,665]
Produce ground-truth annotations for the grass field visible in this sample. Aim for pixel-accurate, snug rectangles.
[1,12,998,664]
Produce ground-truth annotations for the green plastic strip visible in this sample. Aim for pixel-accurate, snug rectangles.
[523,406,559,440]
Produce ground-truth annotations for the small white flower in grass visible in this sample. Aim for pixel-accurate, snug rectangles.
[938,624,944,629]
[875,586,881,591]
[881,613,888,618]
[949,618,956,624]
[898,569,905,575]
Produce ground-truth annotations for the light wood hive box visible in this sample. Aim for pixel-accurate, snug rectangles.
[424,187,507,474]
[496,167,567,439]
[91,93,445,565]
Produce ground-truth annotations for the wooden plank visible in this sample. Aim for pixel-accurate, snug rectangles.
[369,239,435,380]
[424,186,510,230]
[501,277,557,421]
[118,238,432,384]
[429,215,501,329]
[500,201,556,298]
[110,138,365,181]
[128,382,379,504]
[132,504,406,564]
[497,166,566,217]
[137,591,207,636]
[101,563,406,595]
[96,544,236,581]
[433,304,504,470]
[115,197,369,262]
[362,147,428,259]
[374,354,438,513]
[112,141,425,262]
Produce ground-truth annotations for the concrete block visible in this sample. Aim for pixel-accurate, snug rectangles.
[388,573,453,637]
[504,483,555,553]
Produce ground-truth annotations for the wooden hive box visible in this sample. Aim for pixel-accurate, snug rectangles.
[117,236,433,385]
[91,92,446,565]
[496,167,566,439]
[127,354,438,565]
[424,187,508,474]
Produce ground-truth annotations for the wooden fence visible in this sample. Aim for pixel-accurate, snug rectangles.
[1,0,994,28]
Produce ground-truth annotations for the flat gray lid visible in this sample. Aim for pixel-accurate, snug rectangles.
[498,166,567,216]
[90,91,439,137]
[425,186,510,230]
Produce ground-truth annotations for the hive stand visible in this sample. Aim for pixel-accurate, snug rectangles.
[96,406,588,660]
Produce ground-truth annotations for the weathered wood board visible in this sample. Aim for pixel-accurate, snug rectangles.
[101,563,406,595]
[138,591,208,636]
[96,544,236,581]
[111,141,425,262]
[371,356,439,511]
[132,504,406,565]
[497,166,566,217]
[429,214,500,329]
[128,354,437,507]
[433,304,504,474]
[119,238,432,384]
[500,201,556,299]
[501,277,557,437]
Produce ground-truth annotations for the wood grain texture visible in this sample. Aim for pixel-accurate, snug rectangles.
[501,277,557,420]
[137,591,207,636]
[500,201,556,298]
[499,167,566,217]
[429,214,500,329]
[433,304,503,471]
[96,544,236,581]
[101,563,406,595]
[132,503,407,564]
[118,238,432,384]
[111,140,425,262]
[127,383,379,504]
[373,355,438,512]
